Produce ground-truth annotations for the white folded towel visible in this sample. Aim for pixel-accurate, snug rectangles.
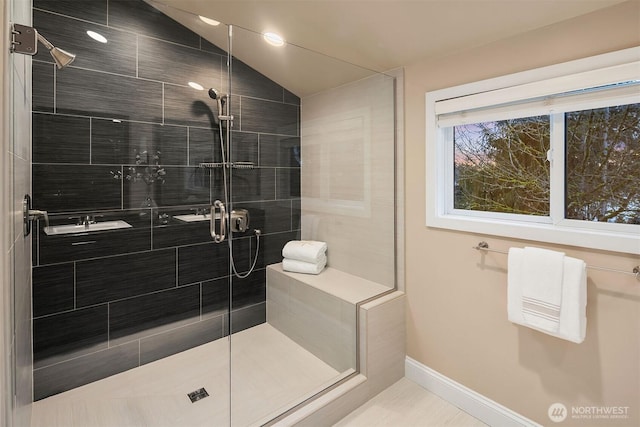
[556,256,587,343]
[282,255,327,275]
[282,240,327,264]
[521,246,564,333]
[508,247,587,343]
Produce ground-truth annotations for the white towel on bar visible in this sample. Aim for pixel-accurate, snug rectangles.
[556,256,587,343]
[282,255,327,275]
[508,247,587,343]
[282,240,327,264]
[521,246,565,333]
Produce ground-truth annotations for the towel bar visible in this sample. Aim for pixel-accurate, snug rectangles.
[473,241,640,281]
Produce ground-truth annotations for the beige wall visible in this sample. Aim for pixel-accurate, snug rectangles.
[404,1,640,425]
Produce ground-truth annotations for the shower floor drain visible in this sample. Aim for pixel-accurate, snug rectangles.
[187,387,209,403]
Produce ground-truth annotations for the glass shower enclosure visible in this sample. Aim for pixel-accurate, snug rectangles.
[26,1,397,425]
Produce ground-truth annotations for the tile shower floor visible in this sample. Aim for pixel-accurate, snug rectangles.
[31,323,341,427]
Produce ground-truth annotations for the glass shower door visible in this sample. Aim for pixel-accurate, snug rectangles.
[226,22,397,425]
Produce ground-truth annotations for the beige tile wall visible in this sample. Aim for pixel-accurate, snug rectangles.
[300,73,396,288]
[1,0,33,425]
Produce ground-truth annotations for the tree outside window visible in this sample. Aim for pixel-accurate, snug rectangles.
[453,103,639,225]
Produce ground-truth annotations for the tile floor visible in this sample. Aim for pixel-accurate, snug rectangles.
[335,378,487,427]
[31,324,341,427]
[30,323,485,427]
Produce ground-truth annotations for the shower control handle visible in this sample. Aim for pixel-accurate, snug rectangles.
[230,209,250,233]
[211,200,226,243]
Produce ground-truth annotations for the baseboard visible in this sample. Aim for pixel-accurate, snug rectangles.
[405,357,541,427]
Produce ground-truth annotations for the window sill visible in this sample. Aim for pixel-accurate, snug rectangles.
[426,212,640,255]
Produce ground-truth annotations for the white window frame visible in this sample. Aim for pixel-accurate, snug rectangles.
[426,47,640,255]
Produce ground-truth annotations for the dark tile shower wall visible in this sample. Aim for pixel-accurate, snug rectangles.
[31,0,301,400]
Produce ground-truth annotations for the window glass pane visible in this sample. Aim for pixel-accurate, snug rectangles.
[453,117,550,215]
[565,103,640,223]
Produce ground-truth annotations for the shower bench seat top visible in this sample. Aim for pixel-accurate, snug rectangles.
[267,263,390,305]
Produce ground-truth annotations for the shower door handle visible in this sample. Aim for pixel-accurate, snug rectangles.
[23,194,49,237]
[211,200,226,243]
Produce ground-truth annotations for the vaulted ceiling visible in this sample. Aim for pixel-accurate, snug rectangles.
[148,0,630,97]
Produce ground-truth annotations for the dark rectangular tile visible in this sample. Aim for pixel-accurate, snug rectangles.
[33,113,90,164]
[229,302,266,334]
[32,164,122,213]
[234,200,292,235]
[56,67,163,122]
[189,127,221,166]
[259,134,300,167]
[38,217,151,265]
[202,277,229,320]
[292,199,301,230]
[178,242,229,286]
[231,168,276,203]
[240,98,299,136]
[33,305,108,368]
[229,94,241,126]
[140,316,224,365]
[124,166,211,209]
[153,220,211,249]
[231,269,266,310]
[232,59,284,102]
[138,36,223,89]
[230,236,252,274]
[32,263,74,317]
[32,221,39,266]
[230,131,258,164]
[164,83,220,127]
[33,61,54,113]
[276,168,301,199]
[153,218,211,249]
[211,169,226,202]
[34,10,137,76]
[76,248,176,307]
[108,0,200,48]
[201,38,227,56]
[92,119,187,165]
[109,284,200,345]
[283,88,300,105]
[34,0,108,25]
[33,341,138,401]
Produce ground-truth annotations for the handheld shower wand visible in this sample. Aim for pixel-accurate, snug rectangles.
[208,88,226,125]
[208,88,223,118]
[208,88,233,127]
[208,88,258,279]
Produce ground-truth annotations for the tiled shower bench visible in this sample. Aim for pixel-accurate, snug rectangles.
[265,263,405,426]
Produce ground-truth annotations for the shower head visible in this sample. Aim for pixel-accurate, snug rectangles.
[37,32,76,69]
[208,88,227,125]
[208,88,220,100]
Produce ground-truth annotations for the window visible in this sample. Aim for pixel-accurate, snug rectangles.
[426,48,640,254]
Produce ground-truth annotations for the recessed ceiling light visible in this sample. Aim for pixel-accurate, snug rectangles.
[188,81,204,91]
[263,32,285,47]
[87,30,107,43]
[199,15,220,26]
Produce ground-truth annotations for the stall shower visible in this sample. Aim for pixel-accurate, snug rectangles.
[6,0,398,425]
